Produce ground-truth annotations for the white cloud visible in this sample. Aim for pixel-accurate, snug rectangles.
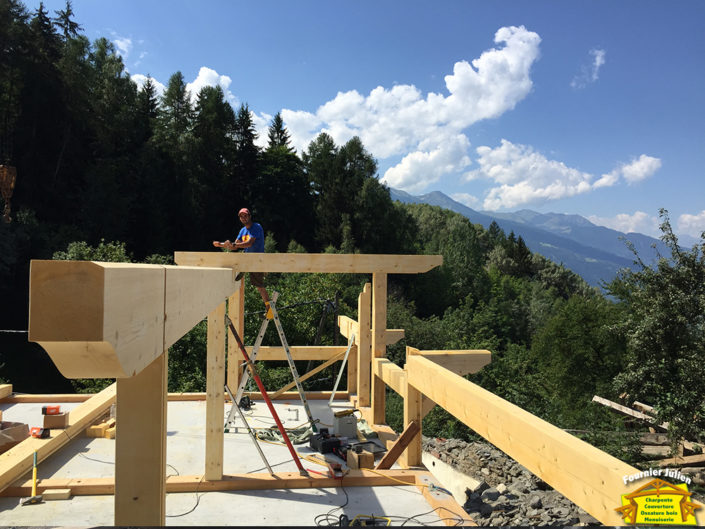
[186,66,239,107]
[463,139,663,210]
[620,154,662,183]
[383,134,472,193]
[571,48,606,89]
[678,210,705,238]
[466,139,593,210]
[588,211,660,236]
[451,193,480,208]
[131,74,166,97]
[251,111,273,149]
[278,26,541,192]
[113,37,132,59]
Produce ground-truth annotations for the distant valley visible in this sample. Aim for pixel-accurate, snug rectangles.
[390,188,668,287]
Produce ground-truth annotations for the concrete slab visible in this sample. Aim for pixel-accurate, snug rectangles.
[0,398,461,526]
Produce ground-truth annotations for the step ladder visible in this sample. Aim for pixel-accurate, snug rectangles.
[226,292,317,433]
[225,314,308,476]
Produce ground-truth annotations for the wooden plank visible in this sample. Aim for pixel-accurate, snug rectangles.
[174,252,443,274]
[4,469,420,496]
[647,453,705,468]
[226,283,244,389]
[205,303,226,480]
[2,394,92,403]
[115,354,167,526]
[357,284,372,407]
[0,385,11,399]
[416,474,476,527]
[375,421,421,470]
[0,383,116,494]
[373,358,406,396]
[29,261,236,379]
[592,395,668,431]
[371,273,387,424]
[421,396,437,418]
[244,345,347,361]
[407,355,641,526]
[269,352,345,399]
[338,317,400,346]
[43,488,72,500]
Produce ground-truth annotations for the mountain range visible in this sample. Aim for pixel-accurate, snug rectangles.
[390,188,668,287]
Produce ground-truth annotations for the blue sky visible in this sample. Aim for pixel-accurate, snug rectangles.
[31,0,705,241]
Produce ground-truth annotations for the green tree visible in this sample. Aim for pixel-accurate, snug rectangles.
[609,211,705,446]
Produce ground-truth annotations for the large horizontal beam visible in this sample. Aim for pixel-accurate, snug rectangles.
[0,383,116,495]
[246,345,347,361]
[29,261,238,378]
[406,355,640,526]
[174,252,442,274]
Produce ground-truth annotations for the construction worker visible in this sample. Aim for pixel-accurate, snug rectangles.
[213,208,273,319]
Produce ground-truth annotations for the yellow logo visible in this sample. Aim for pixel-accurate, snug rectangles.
[616,478,701,525]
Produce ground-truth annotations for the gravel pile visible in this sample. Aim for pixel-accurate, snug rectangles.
[423,437,601,526]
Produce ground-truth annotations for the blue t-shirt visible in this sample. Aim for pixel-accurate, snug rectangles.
[237,222,265,253]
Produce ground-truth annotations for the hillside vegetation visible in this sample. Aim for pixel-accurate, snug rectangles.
[1,1,703,462]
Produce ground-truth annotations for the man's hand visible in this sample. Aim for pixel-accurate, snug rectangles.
[213,240,236,250]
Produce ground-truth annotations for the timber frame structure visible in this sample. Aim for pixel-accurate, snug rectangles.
[0,252,672,525]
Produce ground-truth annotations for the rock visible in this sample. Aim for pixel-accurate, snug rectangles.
[481,487,500,502]
[480,467,490,476]
[529,494,543,509]
[496,483,508,495]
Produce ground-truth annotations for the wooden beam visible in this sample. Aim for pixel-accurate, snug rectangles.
[357,283,372,407]
[0,383,116,495]
[371,273,387,424]
[408,347,492,418]
[373,358,406,396]
[3,390,348,403]
[0,384,11,399]
[115,354,167,526]
[347,344,358,395]
[401,375,422,468]
[205,303,226,480]
[410,349,492,376]
[407,355,640,526]
[647,453,705,468]
[4,469,421,496]
[592,395,668,431]
[244,345,348,361]
[269,352,345,399]
[174,252,443,274]
[338,316,401,346]
[226,282,244,389]
[375,421,421,470]
[29,261,237,379]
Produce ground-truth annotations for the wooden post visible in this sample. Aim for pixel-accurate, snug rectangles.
[400,376,422,468]
[347,344,358,395]
[115,353,168,526]
[226,279,244,390]
[357,283,372,407]
[371,273,387,424]
[205,302,226,480]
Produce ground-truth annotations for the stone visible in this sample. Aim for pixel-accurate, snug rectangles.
[529,495,543,509]
[496,483,508,495]
[481,487,500,502]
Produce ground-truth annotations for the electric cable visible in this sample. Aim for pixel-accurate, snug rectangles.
[313,473,349,526]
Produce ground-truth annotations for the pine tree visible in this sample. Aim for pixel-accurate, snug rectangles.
[267,111,294,153]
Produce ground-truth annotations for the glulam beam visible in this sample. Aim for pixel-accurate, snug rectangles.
[174,252,442,274]
[406,355,639,526]
[28,261,238,379]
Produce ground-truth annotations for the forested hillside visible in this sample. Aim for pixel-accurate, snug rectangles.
[1,1,703,461]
